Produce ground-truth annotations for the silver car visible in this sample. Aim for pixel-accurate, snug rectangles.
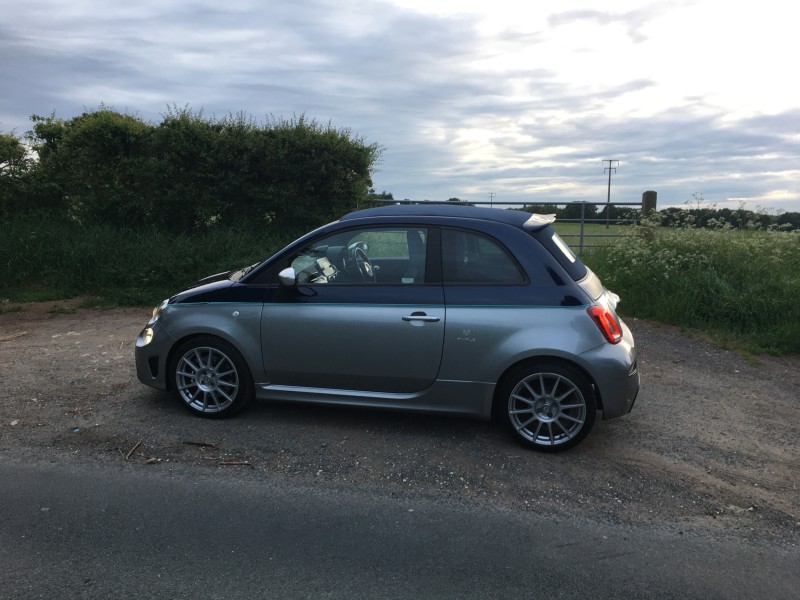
[135,205,639,451]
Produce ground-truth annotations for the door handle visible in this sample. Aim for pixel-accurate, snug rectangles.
[402,312,440,323]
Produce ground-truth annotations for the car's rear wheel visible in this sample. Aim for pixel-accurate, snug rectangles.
[171,337,253,417]
[498,362,596,452]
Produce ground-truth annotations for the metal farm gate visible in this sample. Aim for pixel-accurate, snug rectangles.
[377,192,657,257]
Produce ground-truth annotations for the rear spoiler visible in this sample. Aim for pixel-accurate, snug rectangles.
[523,213,556,231]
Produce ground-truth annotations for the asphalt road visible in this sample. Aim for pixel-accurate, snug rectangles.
[1,460,798,600]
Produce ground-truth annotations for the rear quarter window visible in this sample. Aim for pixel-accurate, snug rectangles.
[532,227,588,281]
[442,229,526,284]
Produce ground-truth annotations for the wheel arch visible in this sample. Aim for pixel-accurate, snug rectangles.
[491,355,602,420]
[164,332,253,392]
[166,333,255,418]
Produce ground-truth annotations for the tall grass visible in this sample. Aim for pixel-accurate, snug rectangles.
[0,216,297,305]
[2,216,799,354]
[585,225,800,354]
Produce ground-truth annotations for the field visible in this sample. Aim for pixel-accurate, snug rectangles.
[552,221,636,252]
[1,216,798,354]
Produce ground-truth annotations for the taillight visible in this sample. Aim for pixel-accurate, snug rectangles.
[587,306,622,344]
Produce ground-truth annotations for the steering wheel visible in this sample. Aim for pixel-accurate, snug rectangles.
[352,247,376,282]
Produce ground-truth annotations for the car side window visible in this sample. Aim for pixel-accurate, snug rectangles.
[290,227,428,285]
[442,229,525,284]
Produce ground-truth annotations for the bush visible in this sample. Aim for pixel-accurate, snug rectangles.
[586,225,800,354]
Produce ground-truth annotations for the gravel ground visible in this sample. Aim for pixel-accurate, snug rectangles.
[1,299,798,545]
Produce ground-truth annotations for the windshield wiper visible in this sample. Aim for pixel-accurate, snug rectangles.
[230,263,258,281]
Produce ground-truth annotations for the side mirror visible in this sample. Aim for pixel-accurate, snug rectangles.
[278,267,297,286]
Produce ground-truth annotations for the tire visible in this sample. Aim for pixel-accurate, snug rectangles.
[171,336,253,418]
[498,362,596,452]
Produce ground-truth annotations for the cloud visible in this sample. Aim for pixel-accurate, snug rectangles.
[548,2,676,43]
[0,0,798,211]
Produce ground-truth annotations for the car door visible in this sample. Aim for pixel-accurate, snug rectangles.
[260,226,444,394]
[436,227,532,382]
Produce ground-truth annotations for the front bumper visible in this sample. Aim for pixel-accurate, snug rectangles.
[135,321,175,390]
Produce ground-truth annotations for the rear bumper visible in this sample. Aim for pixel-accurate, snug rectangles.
[599,361,639,419]
[579,320,639,420]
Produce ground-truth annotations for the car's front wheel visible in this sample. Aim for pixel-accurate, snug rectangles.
[171,337,253,417]
[498,362,596,452]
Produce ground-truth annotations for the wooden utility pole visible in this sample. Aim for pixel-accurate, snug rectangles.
[603,160,619,229]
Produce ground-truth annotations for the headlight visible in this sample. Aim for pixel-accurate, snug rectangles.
[151,299,169,322]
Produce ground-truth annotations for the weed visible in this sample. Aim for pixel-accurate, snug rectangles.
[77,297,121,310]
[586,226,800,354]
[48,304,77,315]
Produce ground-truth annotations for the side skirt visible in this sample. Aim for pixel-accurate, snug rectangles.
[255,380,495,419]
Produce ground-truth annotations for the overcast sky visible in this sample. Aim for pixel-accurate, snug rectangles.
[2,0,799,211]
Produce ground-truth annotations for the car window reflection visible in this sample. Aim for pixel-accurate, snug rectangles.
[290,228,428,285]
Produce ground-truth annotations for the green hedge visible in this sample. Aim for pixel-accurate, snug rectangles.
[2,108,380,232]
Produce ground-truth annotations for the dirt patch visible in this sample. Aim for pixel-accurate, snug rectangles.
[1,301,798,543]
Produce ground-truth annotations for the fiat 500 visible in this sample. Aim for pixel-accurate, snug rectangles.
[136,204,639,451]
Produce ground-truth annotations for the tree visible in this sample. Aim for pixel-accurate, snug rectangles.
[598,203,622,221]
[369,189,394,200]
[0,131,34,214]
[507,203,558,214]
[0,131,29,175]
[777,212,800,230]
[28,110,150,223]
[558,202,598,220]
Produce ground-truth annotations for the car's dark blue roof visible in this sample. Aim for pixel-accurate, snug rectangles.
[342,204,535,228]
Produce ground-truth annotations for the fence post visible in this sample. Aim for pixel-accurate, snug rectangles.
[642,191,657,216]
[579,202,586,256]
